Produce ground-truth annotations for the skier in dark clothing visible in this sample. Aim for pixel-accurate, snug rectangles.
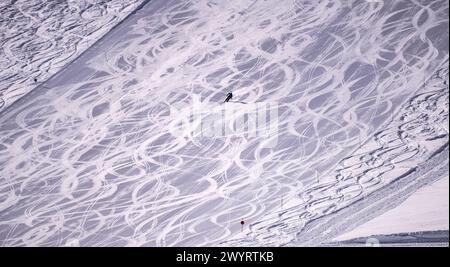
[224,92,233,103]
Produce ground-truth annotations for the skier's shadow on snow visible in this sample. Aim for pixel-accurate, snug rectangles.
[226,101,248,104]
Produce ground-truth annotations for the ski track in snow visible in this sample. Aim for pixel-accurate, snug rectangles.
[226,61,449,246]
[0,0,448,246]
[0,0,145,113]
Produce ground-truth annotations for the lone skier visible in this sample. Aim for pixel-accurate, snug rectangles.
[224,92,233,103]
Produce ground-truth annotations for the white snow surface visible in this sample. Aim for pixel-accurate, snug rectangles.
[0,0,145,112]
[0,0,448,246]
[231,62,449,246]
[334,176,449,241]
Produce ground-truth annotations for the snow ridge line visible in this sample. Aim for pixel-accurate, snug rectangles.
[294,144,449,246]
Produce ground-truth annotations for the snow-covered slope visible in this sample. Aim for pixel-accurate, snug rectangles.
[334,176,448,242]
[0,0,448,247]
[227,61,449,246]
[0,0,145,112]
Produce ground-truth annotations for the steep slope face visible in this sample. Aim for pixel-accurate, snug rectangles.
[229,62,449,246]
[0,0,448,246]
[0,0,145,112]
[330,65,449,246]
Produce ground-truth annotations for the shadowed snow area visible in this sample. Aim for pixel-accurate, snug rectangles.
[0,0,145,112]
[0,0,448,246]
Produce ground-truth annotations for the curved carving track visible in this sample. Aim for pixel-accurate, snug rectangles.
[225,62,449,246]
[0,0,144,112]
